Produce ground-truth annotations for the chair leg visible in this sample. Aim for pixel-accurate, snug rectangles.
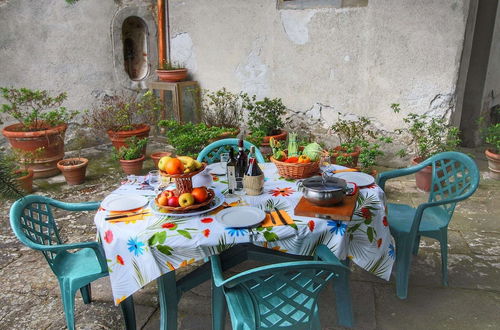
[395,238,412,299]
[157,271,178,330]
[120,295,136,330]
[439,230,449,286]
[412,235,421,256]
[332,270,353,328]
[212,278,226,330]
[80,284,92,304]
[60,281,77,330]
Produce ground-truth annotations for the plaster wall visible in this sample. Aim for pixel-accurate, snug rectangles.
[483,3,500,114]
[169,0,470,158]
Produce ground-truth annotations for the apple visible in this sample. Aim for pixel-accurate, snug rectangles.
[167,196,180,207]
[191,187,208,203]
[158,156,172,171]
[157,195,169,206]
[178,193,195,207]
[161,190,175,198]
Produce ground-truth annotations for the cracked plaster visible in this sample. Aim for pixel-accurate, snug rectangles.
[280,10,317,45]
[171,32,198,73]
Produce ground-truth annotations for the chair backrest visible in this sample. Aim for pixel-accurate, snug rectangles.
[9,195,63,268]
[222,261,340,329]
[197,138,266,164]
[423,152,480,223]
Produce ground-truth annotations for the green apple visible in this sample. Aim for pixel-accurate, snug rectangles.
[158,156,172,171]
[178,193,195,207]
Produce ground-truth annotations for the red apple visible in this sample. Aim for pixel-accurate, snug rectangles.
[167,196,180,207]
[162,190,175,198]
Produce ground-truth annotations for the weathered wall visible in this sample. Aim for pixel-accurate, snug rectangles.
[169,0,470,162]
[0,0,157,146]
[483,3,500,116]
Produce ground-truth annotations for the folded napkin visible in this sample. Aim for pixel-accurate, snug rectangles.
[106,208,152,223]
[331,168,359,174]
[261,210,295,227]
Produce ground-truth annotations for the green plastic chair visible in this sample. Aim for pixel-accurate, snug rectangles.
[9,195,111,330]
[377,152,480,299]
[211,244,353,329]
[197,138,266,164]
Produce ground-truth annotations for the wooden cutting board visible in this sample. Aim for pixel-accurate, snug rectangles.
[294,191,358,221]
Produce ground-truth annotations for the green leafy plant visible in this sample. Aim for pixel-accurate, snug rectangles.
[158,60,184,70]
[0,151,24,198]
[113,137,148,161]
[83,91,163,132]
[159,120,238,157]
[246,96,286,136]
[392,103,461,160]
[480,107,500,154]
[201,88,245,129]
[246,130,266,148]
[0,87,77,131]
[357,137,393,173]
[329,113,375,146]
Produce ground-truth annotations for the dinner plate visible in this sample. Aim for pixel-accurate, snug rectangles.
[333,171,375,187]
[101,195,149,212]
[216,206,266,228]
[149,191,225,217]
[206,162,226,176]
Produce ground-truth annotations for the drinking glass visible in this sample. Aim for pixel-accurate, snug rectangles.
[148,170,161,194]
[220,153,230,173]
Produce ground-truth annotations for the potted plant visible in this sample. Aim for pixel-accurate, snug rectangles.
[57,133,89,185]
[83,91,162,151]
[201,87,245,136]
[0,151,26,198]
[150,151,173,168]
[113,136,148,175]
[159,120,239,158]
[1,148,39,193]
[156,60,188,82]
[357,137,393,176]
[0,87,77,178]
[481,111,500,179]
[245,96,288,153]
[392,103,461,191]
[329,114,375,168]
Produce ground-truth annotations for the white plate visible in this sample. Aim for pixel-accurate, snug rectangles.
[149,192,226,217]
[206,162,226,176]
[333,171,375,187]
[101,195,149,211]
[216,206,266,228]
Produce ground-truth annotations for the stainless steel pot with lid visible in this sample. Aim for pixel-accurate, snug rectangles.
[299,175,357,206]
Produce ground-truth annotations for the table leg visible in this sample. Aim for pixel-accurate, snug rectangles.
[120,295,136,330]
[157,271,178,330]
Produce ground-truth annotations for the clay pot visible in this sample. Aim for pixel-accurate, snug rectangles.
[331,146,361,169]
[156,69,188,82]
[119,155,145,175]
[150,151,172,168]
[15,169,34,193]
[2,123,67,178]
[261,130,288,146]
[485,149,500,180]
[412,158,433,192]
[107,124,150,152]
[57,158,89,185]
[208,128,240,143]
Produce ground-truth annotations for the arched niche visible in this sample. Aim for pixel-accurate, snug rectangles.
[112,6,158,90]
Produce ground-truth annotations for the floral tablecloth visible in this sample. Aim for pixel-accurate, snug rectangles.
[94,164,395,304]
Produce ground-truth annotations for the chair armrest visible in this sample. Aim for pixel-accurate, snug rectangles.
[315,245,349,270]
[49,200,101,212]
[210,255,226,288]
[377,162,429,190]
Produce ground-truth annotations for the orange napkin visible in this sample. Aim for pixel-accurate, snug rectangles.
[106,208,152,224]
[332,168,359,174]
[261,210,295,227]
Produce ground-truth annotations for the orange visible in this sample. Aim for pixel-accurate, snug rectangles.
[165,158,184,175]
[157,195,169,206]
[191,187,209,203]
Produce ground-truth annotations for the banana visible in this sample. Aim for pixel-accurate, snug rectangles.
[193,160,202,170]
[177,156,197,173]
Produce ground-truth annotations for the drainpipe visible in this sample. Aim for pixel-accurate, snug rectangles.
[157,0,166,66]
[166,0,171,63]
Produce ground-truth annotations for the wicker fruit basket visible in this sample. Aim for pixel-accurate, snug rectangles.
[270,156,320,179]
[154,188,215,213]
[159,163,206,195]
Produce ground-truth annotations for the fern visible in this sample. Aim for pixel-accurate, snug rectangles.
[0,153,24,199]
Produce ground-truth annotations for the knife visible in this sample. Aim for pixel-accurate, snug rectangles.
[274,207,288,225]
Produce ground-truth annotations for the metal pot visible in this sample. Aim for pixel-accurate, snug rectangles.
[299,176,357,206]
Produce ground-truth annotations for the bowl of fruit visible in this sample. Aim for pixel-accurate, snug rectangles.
[269,134,323,179]
[155,186,215,213]
[157,155,207,195]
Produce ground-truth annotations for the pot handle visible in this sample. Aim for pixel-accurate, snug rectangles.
[345,182,358,196]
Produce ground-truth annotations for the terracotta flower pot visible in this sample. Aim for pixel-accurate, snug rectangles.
[412,158,433,192]
[150,151,172,168]
[119,155,145,175]
[331,146,361,169]
[107,124,150,152]
[57,158,89,185]
[261,130,288,146]
[2,123,67,178]
[485,149,500,180]
[15,168,34,193]
[156,69,188,82]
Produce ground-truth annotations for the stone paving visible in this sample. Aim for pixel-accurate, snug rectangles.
[0,144,499,330]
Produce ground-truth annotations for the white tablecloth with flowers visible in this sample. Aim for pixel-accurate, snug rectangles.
[94,164,395,304]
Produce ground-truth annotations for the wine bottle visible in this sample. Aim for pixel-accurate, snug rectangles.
[226,148,237,194]
[235,139,248,190]
[245,147,263,176]
[243,146,264,195]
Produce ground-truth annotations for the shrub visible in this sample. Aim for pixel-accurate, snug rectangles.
[246,96,286,136]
